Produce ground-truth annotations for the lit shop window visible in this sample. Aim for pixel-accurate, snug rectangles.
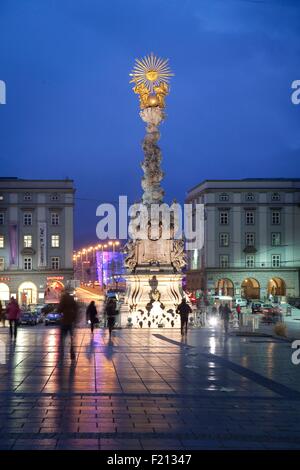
[0,235,4,248]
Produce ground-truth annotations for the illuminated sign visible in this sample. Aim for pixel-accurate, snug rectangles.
[47,276,64,280]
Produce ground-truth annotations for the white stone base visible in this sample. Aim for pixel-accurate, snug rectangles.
[120,271,185,329]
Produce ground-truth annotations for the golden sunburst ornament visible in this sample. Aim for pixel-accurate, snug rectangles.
[130,53,173,93]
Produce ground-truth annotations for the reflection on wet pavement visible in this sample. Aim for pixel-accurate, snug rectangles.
[0,325,299,449]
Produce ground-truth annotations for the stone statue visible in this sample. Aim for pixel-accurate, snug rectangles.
[171,239,187,272]
[124,240,138,271]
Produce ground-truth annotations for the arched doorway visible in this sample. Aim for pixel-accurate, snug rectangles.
[268,278,286,296]
[241,278,260,300]
[18,281,37,306]
[0,283,10,302]
[215,278,234,297]
[44,280,64,303]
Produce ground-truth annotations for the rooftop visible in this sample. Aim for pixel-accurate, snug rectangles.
[187,178,300,195]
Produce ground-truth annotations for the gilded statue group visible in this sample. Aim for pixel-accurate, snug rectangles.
[132,80,169,109]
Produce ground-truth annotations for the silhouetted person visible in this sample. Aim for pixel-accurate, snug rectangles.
[6,297,21,339]
[221,303,231,335]
[176,298,192,336]
[58,291,78,360]
[218,303,224,318]
[105,298,117,339]
[86,301,98,334]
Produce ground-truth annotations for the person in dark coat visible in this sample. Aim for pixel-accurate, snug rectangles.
[86,301,98,334]
[58,291,78,359]
[221,303,231,334]
[105,298,117,339]
[176,298,192,336]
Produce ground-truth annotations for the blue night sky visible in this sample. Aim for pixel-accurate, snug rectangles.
[0,0,299,247]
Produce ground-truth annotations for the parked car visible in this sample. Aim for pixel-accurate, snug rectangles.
[32,307,45,323]
[41,303,58,315]
[28,303,45,312]
[233,298,247,308]
[261,304,281,323]
[251,301,263,314]
[44,312,62,326]
[19,311,37,326]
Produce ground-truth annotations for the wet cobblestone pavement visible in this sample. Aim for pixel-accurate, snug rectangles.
[0,326,299,450]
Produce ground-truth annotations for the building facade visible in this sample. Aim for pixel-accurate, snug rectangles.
[0,178,74,306]
[186,179,300,301]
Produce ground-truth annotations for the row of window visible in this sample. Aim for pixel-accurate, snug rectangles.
[0,256,60,271]
[220,254,282,268]
[219,192,281,202]
[0,234,60,249]
[0,212,60,226]
[219,232,281,247]
[219,210,281,225]
[0,192,60,202]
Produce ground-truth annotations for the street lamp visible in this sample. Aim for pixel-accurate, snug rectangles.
[96,243,108,290]
[108,241,120,289]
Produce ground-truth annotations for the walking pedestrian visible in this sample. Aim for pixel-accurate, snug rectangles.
[6,297,21,339]
[236,303,242,325]
[58,290,78,360]
[221,303,231,335]
[86,301,98,334]
[105,298,117,339]
[218,303,224,319]
[0,300,6,327]
[176,298,192,336]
